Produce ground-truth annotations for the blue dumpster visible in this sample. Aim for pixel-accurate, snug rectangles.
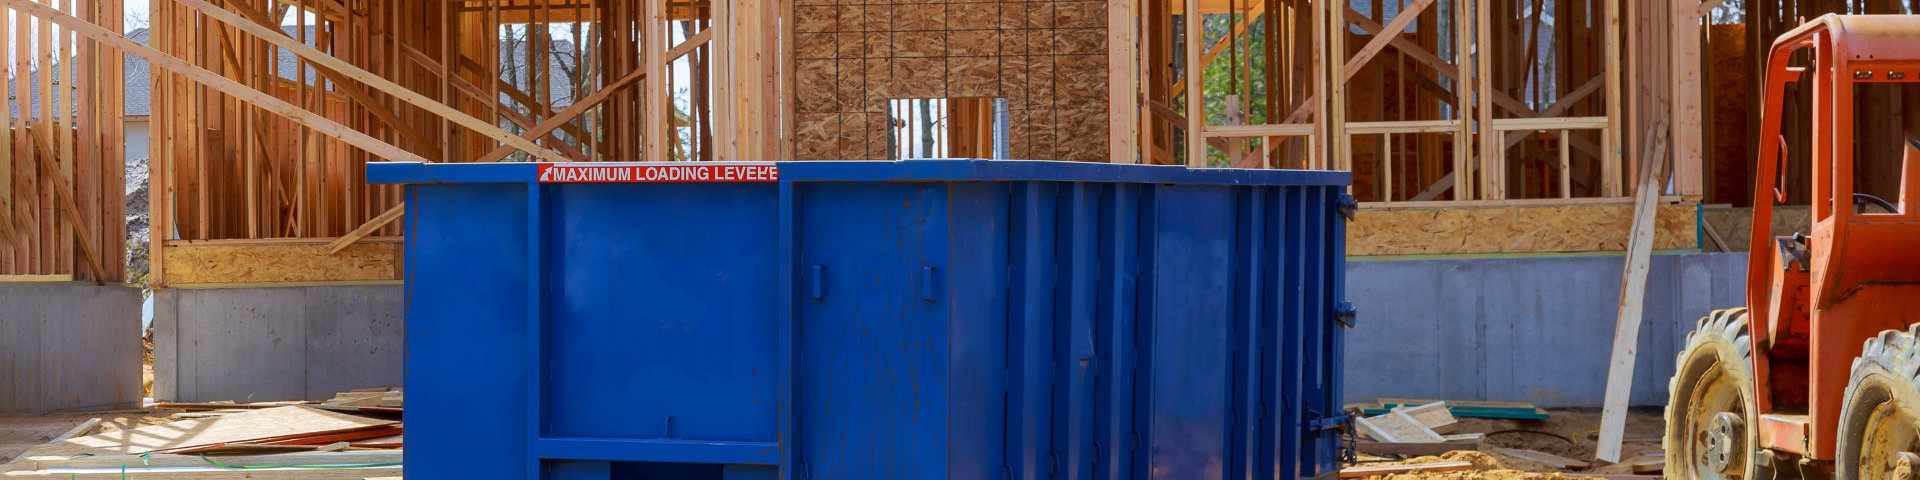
[369,160,1353,480]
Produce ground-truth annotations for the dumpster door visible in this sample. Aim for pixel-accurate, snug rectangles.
[796,182,950,479]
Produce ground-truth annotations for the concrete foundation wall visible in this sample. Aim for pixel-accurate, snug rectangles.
[147,254,1744,408]
[0,284,143,413]
[1344,252,1749,408]
[152,284,404,402]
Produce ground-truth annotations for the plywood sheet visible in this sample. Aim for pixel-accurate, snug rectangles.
[1702,206,1810,252]
[1350,202,1700,256]
[160,239,400,285]
[788,0,1109,161]
[53,406,395,455]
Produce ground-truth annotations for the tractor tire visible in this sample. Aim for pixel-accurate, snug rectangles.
[1836,325,1920,480]
[1666,308,1764,480]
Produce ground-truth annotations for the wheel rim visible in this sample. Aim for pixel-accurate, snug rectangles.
[1856,392,1920,480]
[1685,362,1749,480]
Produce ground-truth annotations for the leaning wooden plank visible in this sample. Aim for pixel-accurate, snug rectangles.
[0,1,428,164]
[1597,128,1672,462]
[1354,441,1479,457]
[1338,461,1474,478]
[324,203,404,255]
[165,0,566,162]
[1354,411,1444,443]
[1495,447,1590,470]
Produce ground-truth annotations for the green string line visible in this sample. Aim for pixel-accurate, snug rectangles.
[199,453,402,470]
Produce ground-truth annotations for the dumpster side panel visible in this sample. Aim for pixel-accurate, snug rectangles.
[1005,182,1057,480]
[406,184,532,478]
[1144,185,1237,480]
[546,183,781,441]
[946,181,1010,480]
[1266,188,1303,480]
[1312,187,1347,477]
[795,183,951,478]
[1092,184,1143,479]
[1050,183,1104,480]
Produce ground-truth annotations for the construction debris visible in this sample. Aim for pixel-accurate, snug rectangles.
[1393,401,1461,434]
[1627,455,1665,475]
[1356,410,1445,443]
[2,391,406,479]
[1359,399,1552,420]
[1356,440,1481,457]
[1338,461,1476,478]
[1493,447,1591,471]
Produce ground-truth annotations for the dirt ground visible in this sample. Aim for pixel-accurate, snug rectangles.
[1351,408,1670,479]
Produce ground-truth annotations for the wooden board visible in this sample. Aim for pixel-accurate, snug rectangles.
[1598,131,1671,463]
[1363,399,1551,420]
[1355,410,1444,443]
[1393,402,1459,434]
[1339,461,1475,478]
[1355,440,1479,457]
[41,407,394,457]
[1350,202,1699,256]
[159,239,401,285]
[1495,447,1590,470]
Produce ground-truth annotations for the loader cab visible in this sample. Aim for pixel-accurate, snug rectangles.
[1744,14,1920,462]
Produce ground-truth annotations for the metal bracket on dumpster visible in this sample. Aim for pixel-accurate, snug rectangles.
[1332,301,1356,328]
[1309,413,1350,431]
[1335,193,1358,221]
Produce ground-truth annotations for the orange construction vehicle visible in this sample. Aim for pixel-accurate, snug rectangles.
[1665,14,1920,480]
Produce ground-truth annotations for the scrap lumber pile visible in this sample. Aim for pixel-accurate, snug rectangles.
[2,390,404,479]
[1351,401,1488,456]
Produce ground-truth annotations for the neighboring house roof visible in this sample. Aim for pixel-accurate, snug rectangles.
[11,26,580,120]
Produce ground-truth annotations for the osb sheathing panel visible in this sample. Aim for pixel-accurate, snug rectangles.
[161,241,401,285]
[1349,203,1701,256]
[792,0,1110,161]
[1702,206,1811,252]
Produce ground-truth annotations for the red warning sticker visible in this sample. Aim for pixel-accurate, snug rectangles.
[536,163,779,183]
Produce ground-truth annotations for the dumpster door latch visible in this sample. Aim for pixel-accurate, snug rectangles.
[921,266,939,302]
[810,265,826,300]
[1310,413,1350,431]
[1335,193,1358,221]
[1332,301,1356,328]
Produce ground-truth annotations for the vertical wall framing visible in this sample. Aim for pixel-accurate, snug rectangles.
[1142,0,1695,206]
[0,0,127,283]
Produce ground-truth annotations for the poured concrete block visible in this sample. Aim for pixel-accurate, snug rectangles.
[0,284,143,413]
[153,284,403,403]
